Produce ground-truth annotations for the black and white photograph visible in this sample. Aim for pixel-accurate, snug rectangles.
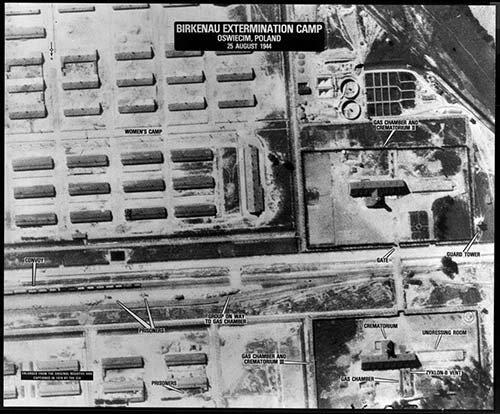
[3,2,495,410]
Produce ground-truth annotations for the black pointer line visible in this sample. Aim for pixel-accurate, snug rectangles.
[382,247,395,259]
[463,231,480,253]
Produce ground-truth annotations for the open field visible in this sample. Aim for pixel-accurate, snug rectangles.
[303,146,472,247]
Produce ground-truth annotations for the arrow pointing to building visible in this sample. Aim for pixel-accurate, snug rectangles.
[116,300,153,329]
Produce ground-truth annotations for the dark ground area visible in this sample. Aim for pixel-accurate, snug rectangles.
[432,195,472,241]
[419,359,493,409]
[4,237,299,270]
[472,171,494,243]
[313,319,358,408]
[258,127,295,228]
[5,277,394,330]
[300,117,467,149]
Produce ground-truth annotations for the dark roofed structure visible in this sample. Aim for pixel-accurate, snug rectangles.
[61,50,97,65]
[58,5,95,13]
[67,154,109,168]
[173,176,215,190]
[243,145,264,216]
[14,185,56,199]
[218,96,257,109]
[6,53,43,71]
[216,69,255,83]
[125,207,167,221]
[70,210,112,224]
[123,179,165,193]
[15,213,58,227]
[9,104,47,120]
[174,204,216,218]
[63,104,102,117]
[7,77,44,93]
[361,352,421,371]
[170,148,213,163]
[361,340,421,371]
[12,156,54,171]
[121,151,164,165]
[164,353,208,366]
[4,361,16,376]
[102,380,145,402]
[6,26,46,40]
[112,4,149,10]
[103,380,145,394]
[39,382,81,397]
[5,7,40,16]
[166,72,205,85]
[168,99,206,111]
[3,385,17,399]
[118,99,156,113]
[102,356,144,371]
[69,182,111,196]
[349,180,410,198]
[173,373,208,391]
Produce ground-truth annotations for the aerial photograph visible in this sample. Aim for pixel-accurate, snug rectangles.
[3,3,495,411]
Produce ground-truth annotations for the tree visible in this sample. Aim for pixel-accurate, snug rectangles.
[441,256,458,278]
[420,358,493,409]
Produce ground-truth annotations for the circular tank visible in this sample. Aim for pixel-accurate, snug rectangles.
[341,100,361,120]
[340,78,360,99]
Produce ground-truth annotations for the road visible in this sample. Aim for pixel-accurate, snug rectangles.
[4,243,493,320]
[5,242,493,290]
[282,4,307,251]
